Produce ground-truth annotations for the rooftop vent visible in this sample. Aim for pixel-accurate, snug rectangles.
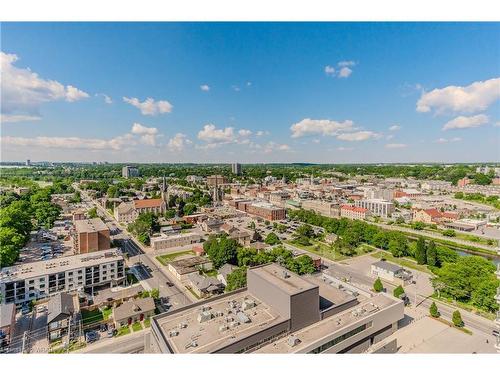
[169,330,179,337]
[287,335,301,347]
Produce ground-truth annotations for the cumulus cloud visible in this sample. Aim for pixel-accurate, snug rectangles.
[198,124,235,144]
[260,142,291,154]
[337,131,381,142]
[238,129,252,137]
[442,114,489,131]
[434,137,462,144]
[123,96,173,115]
[389,125,401,131]
[385,143,407,149]
[131,122,159,146]
[96,93,113,104]
[337,146,354,151]
[1,51,89,118]
[1,134,134,151]
[167,133,192,152]
[324,61,357,78]
[256,130,269,137]
[200,84,210,92]
[290,118,355,138]
[416,78,500,114]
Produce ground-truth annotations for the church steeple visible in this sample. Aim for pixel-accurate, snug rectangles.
[161,175,169,208]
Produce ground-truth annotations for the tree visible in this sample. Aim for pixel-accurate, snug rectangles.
[150,288,160,299]
[183,203,197,216]
[388,234,408,257]
[415,237,427,265]
[471,278,500,312]
[225,267,247,291]
[265,232,281,245]
[333,237,356,257]
[206,236,239,269]
[88,207,98,218]
[411,221,425,230]
[164,209,176,219]
[373,278,383,292]
[452,310,464,327]
[236,247,258,267]
[292,255,316,275]
[429,302,440,318]
[33,201,62,229]
[426,241,437,266]
[393,285,405,298]
[442,229,456,237]
[293,224,315,246]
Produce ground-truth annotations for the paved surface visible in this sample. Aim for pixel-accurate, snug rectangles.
[77,329,147,354]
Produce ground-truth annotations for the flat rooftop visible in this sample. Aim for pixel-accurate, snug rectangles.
[249,263,317,295]
[74,218,109,233]
[255,293,400,353]
[303,276,361,310]
[154,291,286,353]
[0,249,123,283]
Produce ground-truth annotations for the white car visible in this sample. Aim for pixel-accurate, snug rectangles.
[36,305,46,313]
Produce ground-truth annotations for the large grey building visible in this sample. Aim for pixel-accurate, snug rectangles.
[231,163,242,175]
[122,165,140,179]
[148,263,404,354]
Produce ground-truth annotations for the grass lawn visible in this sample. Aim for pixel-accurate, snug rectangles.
[370,250,432,274]
[81,309,103,326]
[102,307,113,320]
[50,341,86,354]
[132,321,143,332]
[431,316,473,335]
[156,250,195,266]
[143,318,151,328]
[116,326,131,337]
[431,295,496,321]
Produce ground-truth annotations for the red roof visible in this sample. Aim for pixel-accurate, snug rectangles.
[134,199,164,209]
[422,208,443,218]
[341,205,368,213]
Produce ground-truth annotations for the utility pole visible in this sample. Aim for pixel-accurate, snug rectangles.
[66,316,72,354]
[21,331,27,353]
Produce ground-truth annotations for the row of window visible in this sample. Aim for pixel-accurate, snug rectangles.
[308,322,372,354]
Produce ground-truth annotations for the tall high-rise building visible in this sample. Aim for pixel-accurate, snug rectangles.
[231,162,242,175]
[26,159,31,166]
[122,165,140,178]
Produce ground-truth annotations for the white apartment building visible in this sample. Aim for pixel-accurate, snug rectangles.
[0,249,125,305]
[301,200,340,218]
[150,232,203,251]
[355,199,394,218]
[364,188,394,201]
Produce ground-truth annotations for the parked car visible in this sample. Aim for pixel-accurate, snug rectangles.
[99,323,108,332]
[166,281,174,287]
[85,331,99,343]
[107,329,117,338]
[36,305,46,313]
[21,304,30,315]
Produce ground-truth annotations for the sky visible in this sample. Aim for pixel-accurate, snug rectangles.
[1,22,499,164]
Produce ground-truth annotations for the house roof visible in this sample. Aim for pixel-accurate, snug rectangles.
[116,201,135,214]
[218,263,237,279]
[0,303,15,328]
[188,273,223,292]
[133,199,164,209]
[47,292,76,324]
[340,205,368,213]
[113,297,155,321]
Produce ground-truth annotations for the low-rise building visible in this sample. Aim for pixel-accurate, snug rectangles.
[167,256,213,282]
[301,200,340,218]
[0,249,125,305]
[217,263,237,286]
[340,205,369,220]
[150,233,202,251]
[0,303,16,347]
[47,292,79,342]
[371,260,412,283]
[188,273,224,298]
[355,199,394,218]
[245,202,286,221]
[113,297,155,327]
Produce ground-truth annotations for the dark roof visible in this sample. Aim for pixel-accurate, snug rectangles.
[47,292,76,323]
[372,260,403,273]
[113,297,155,321]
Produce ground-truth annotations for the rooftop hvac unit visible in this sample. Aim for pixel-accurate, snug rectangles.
[237,311,251,324]
[219,324,229,332]
[201,305,211,312]
[214,311,224,317]
[178,322,187,329]
[169,330,179,337]
[287,335,301,347]
[229,321,240,328]
[197,311,213,323]
[225,316,234,323]
[242,299,256,311]
[282,270,290,279]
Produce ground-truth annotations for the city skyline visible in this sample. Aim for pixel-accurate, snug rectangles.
[1,22,499,164]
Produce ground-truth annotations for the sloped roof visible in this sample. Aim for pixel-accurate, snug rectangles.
[113,297,155,321]
[47,292,75,324]
[134,199,164,209]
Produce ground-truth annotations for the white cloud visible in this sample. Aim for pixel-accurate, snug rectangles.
[232,86,241,92]
[389,125,401,131]
[337,131,381,142]
[290,118,355,138]
[200,84,210,92]
[123,96,173,115]
[131,122,159,146]
[167,133,192,152]
[337,146,354,151]
[198,124,235,144]
[324,65,336,76]
[312,139,320,144]
[442,114,489,130]
[246,82,252,87]
[494,121,500,127]
[338,61,356,67]
[238,129,252,137]
[386,134,394,140]
[96,93,113,104]
[1,51,89,118]
[1,134,133,151]
[385,143,407,149]
[416,77,500,114]
[1,114,41,123]
[256,130,269,137]
[338,67,353,78]
[434,137,462,144]
[261,142,291,154]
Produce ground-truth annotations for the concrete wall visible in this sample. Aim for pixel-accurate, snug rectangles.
[247,270,292,319]
[290,289,320,332]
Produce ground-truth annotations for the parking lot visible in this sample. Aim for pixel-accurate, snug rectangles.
[18,232,73,265]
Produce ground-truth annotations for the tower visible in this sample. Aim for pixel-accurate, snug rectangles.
[161,175,169,208]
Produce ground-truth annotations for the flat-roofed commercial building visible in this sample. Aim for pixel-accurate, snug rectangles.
[301,200,340,218]
[148,263,404,354]
[245,202,286,221]
[150,233,202,251]
[73,218,111,254]
[122,165,139,178]
[207,175,228,187]
[340,205,369,220]
[0,249,125,305]
[355,199,394,218]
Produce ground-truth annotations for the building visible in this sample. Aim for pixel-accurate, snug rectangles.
[114,201,136,223]
[457,177,471,187]
[355,199,394,218]
[73,218,111,254]
[150,233,202,251]
[207,175,228,187]
[220,224,251,246]
[26,159,31,166]
[114,198,167,223]
[122,165,140,179]
[217,264,237,286]
[47,292,78,342]
[149,263,404,354]
[444,218,487,232]
[340,205,369,220]
[231,163,242,175]
[188,273,224,298]
[167,256,213,282]
[245,202,286,221]
[371,260,412,283]
[0,303,16,348]
[72,209,86,222]
[301,200,340,218]
[412,208,458,224]
[0,249,125,305]
[113,297,155,327]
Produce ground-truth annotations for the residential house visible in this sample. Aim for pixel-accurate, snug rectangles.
[113,297,155,327]
[217,264,237,286]
[188,274,224,298]
[0,303,16,348]
[47,292,78,342]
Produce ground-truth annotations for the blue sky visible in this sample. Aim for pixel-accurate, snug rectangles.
[1,22,499,163]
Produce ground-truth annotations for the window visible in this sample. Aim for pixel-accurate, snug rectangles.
[308,323,369,354]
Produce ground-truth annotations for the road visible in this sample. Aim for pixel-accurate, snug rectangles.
[77,330,147,354]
